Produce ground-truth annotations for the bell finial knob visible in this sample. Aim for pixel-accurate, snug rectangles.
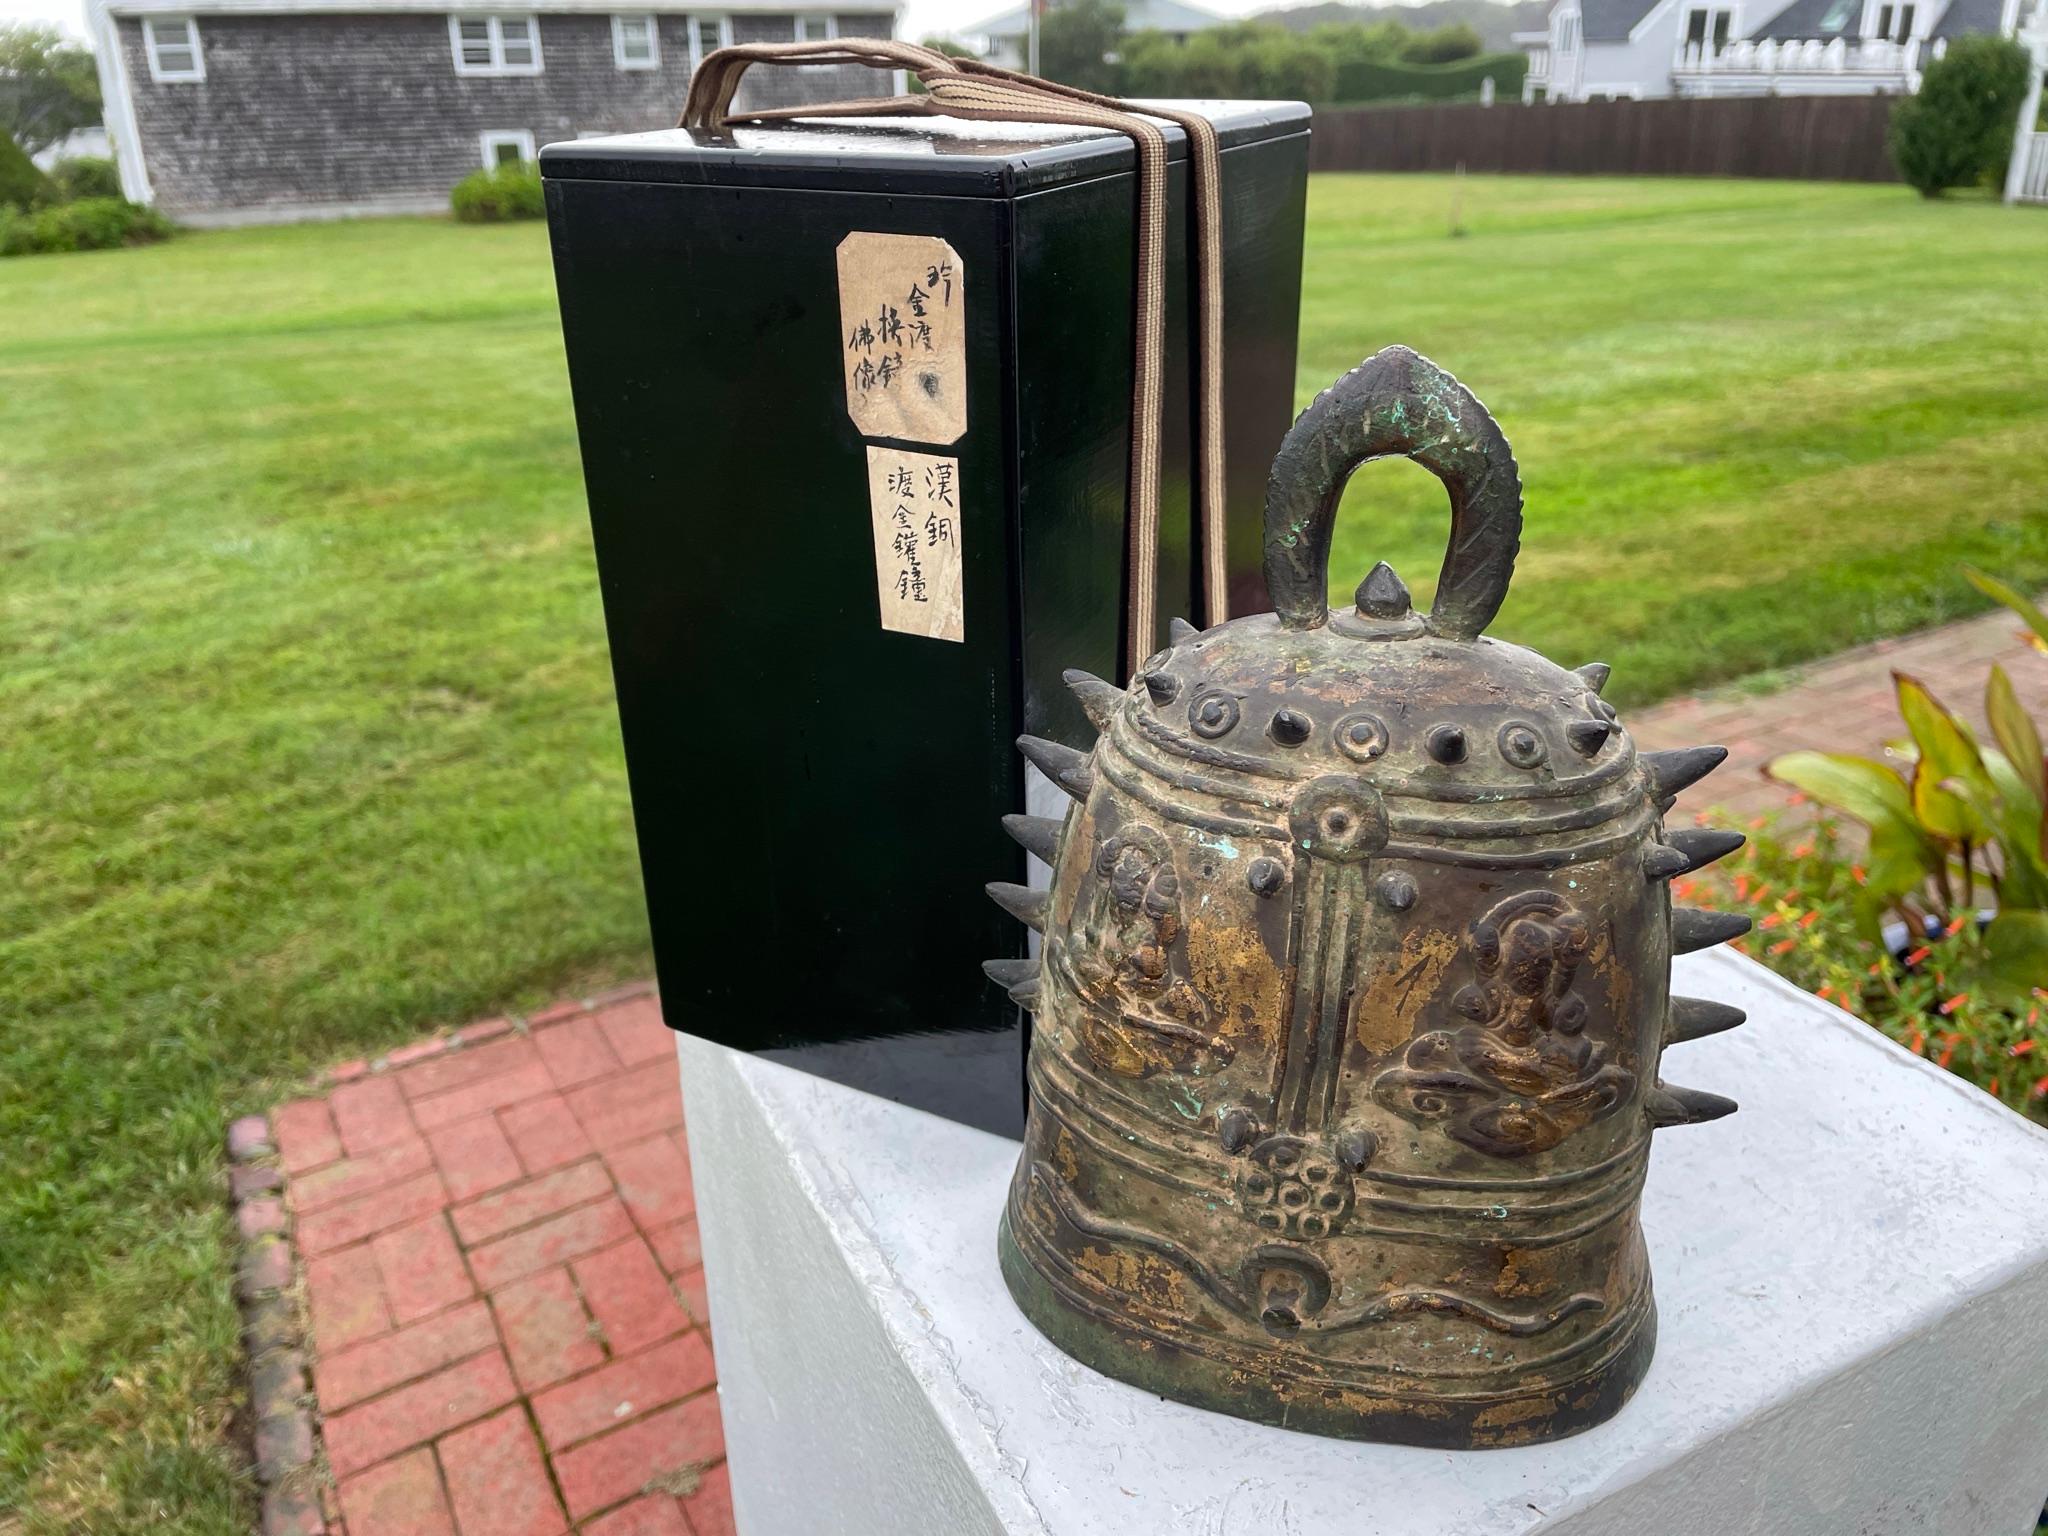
[1355,561,1412,620]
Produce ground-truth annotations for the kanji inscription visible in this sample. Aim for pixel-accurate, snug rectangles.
[837,232,965,445]
[865,445,964,642]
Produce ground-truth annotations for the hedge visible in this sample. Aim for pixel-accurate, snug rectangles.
[1332,51,1528,103]
[49,156,122,202]
[0,197,173,257]
[451,162,545,222]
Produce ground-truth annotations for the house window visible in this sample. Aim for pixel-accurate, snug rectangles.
[688,15,731,68]
[1683,8,1734,52]
[1872,2,1915,36]
[480,129,536,167]
[612,14,660,68]
[449,14,543,76]
[794,13,837,40]
[143,17,205,82]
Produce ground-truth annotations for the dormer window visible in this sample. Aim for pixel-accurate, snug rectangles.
[1871,1,1916,37]
[1683,7,1734,52]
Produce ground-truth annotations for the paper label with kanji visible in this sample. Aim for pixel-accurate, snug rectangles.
[866,445,964,643]
[837,233,965,446]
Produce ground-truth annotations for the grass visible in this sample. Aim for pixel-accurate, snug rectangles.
[1308,176,2048,701]
[0,177,2043,1530]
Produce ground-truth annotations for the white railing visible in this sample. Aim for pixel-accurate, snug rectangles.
[1672,35,1919,76]
[2013,131,2048,203]
[1524,46,1551,82]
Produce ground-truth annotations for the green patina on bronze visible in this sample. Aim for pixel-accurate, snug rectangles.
[986,346,1750,1448]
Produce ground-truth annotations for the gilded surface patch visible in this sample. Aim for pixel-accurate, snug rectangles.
[1352,926,1459,1055]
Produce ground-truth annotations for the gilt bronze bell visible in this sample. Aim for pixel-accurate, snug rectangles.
[985,346,1750,1448]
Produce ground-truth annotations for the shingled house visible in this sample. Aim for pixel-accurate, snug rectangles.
[1518,0,2025,99]
[86,0,898,223]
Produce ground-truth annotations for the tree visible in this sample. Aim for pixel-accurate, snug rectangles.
[1402,22,1483,64]
[0,24,102,158]
[1889,35,2030,197]
[1037,0,1125,95]
[0,128,55,211]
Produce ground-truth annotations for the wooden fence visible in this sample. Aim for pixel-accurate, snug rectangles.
[1310,95,1901,183]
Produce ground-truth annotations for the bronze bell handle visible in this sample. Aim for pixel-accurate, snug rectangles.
[1262,345,1524,641]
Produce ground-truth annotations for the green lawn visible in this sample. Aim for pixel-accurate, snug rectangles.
[1,175,2045,1531]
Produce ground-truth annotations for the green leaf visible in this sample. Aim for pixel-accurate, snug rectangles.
[1980,911,2048,1004]
[1766,749,1915,825]
[1896,672,1992,844]
[1865,818,1943,902]
[1946,756,2048,907]
[1766,749,1944,898]
[1962,566,2048,651]
[1986,664,2046,808]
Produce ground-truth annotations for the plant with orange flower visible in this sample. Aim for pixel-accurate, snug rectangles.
[1693,816,2048,1119]
[1766,570,2048,1012]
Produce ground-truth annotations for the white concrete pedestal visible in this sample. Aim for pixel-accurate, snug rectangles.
[677,950,2048,1534]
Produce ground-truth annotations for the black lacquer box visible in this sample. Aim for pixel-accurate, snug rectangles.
[542,102,1309,1136]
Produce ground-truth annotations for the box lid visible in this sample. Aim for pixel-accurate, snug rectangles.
[539,99,1310,197]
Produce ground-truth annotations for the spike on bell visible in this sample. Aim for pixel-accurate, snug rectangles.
[1010,975,1042,1011]
[1064,669,1122,732]
[1355,561,1412,620]
[986,881,1050,933]
[1017,735,1093,800]
[1574,662,1612,694]
[1667,997,1747,1045]
[1142,671,1180,707]
[1642,845,1691,880]
[1648,1084,1739,1127]
[1567,718,1614,757]
[1169,617,1200,645]
[1673,908,1751,954]
[1669,828,1746,872]
[1002,813,1063,866]
[1644,746,1729,802]
[982,957,1036,990]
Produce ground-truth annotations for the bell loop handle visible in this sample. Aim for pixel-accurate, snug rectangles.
[1262,346,1523,641]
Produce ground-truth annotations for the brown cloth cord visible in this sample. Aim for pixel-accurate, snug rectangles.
[680,40,1228,676]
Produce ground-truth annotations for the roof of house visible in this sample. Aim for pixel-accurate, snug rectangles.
[1579,0,1663,42]
[1750,0,2011,38]
[1748,0,1861,39]
[966,0,1225,39]
[1930,0,2006,37]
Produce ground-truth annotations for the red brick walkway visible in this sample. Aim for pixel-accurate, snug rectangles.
[263,986,728,1536]
[1633,603,2048,825]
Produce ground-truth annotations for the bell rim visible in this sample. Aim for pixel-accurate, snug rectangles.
[997,1204,1658,1449]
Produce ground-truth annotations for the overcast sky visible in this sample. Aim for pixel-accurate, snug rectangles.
[1,0,1431,47]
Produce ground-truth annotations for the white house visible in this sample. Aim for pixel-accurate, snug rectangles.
[1519,0,2024,100]
[963,0,1224,70]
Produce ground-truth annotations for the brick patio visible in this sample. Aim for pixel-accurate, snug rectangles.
[255,987,729,1536]
[1632,603,2048,826]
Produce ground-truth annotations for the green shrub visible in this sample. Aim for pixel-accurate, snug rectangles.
[49,154,121,202]
[1119,23,1336,102]
[0,132,54,211]
[1400,22,1482,64]
[0,195,172,257]
[450,161,545,222]
[1889,34,2030,197]
[1690,813,2047,1120]
[1332,51,1527,103]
